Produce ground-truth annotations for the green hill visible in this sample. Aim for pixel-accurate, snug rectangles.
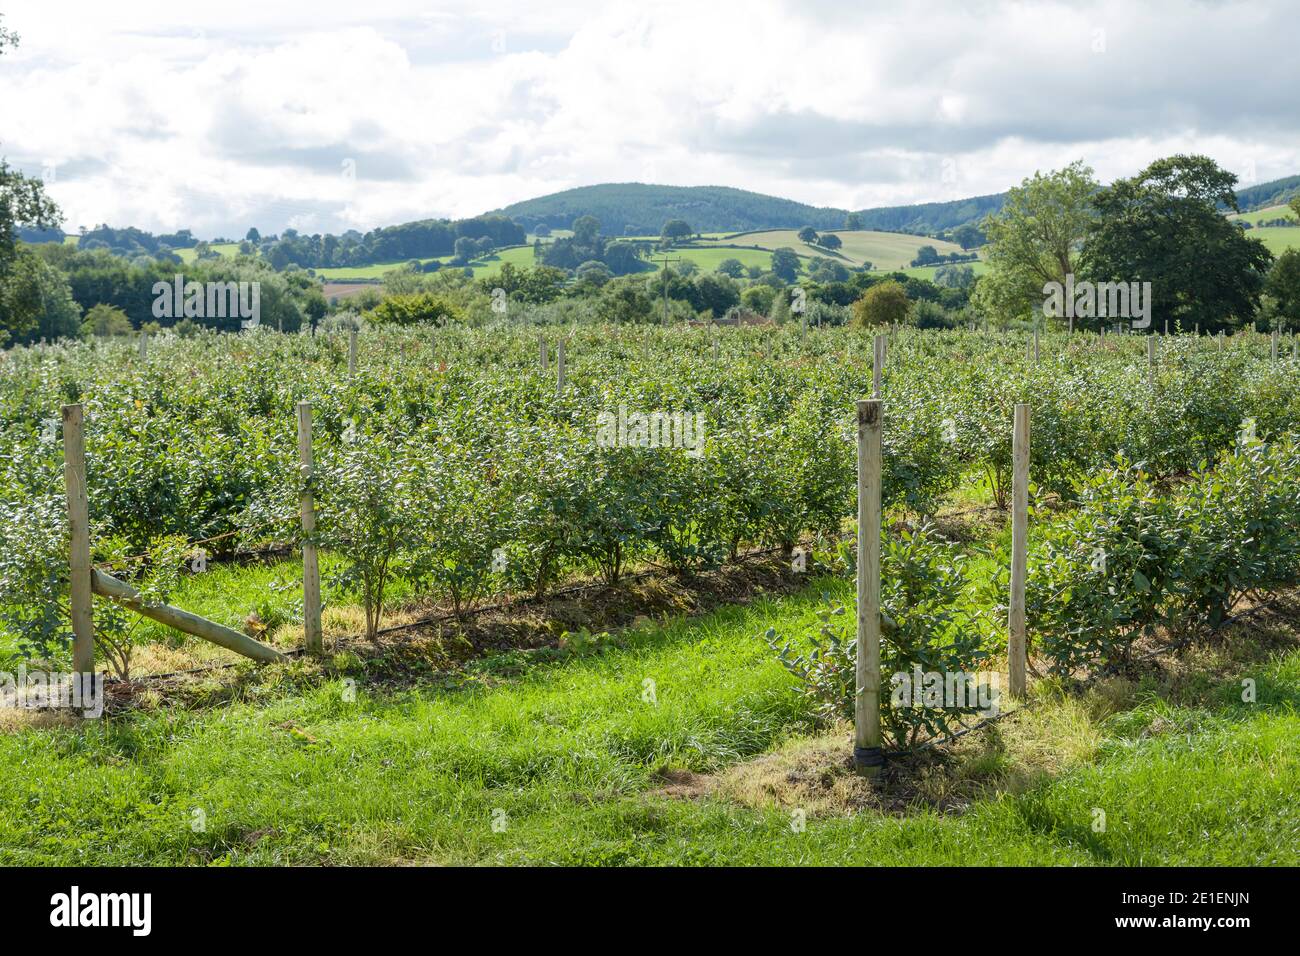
[492,175,1300,242]
[491,182,1006,237]
[492,183,850,235]
[1234,174,1300,213]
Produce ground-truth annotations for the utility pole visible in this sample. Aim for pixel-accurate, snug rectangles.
[651,255,681,326]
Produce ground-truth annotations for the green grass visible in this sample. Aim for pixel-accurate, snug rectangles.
[314,245,537,282]
[1246,226,1300,258]
[688,229,972,271]
[1230,203,1297,226]
[1,572,1296,866]
[174,243,241,264]
[664,246,778,273]
[897,259,990,280]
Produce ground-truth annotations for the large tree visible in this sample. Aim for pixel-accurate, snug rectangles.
[952,223,984,250]
[1081,154,1272,333]
[1266,248,1300,328]
[660,219,692,246]
[0,20,68,343]
[972,160,1098,323]
[0,248,82,345]
[770,247,800,283]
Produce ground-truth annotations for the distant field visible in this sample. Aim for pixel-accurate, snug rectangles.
[665,246,778,273]
[51,227,989,281]
[897,259,990,280]
[1231,203,1298,225]
[315,244,538,281]
[688,229,972,271]
[1226,203,1300,255]
[1246,226,1300,257]
[175,242,241,263]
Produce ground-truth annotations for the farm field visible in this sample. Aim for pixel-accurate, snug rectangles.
[1230,203,1298,225]
[175,242,242,263]
[3,324,1300,867]
[314,243,537,281]
[687,229,972,271]
[898,259,990,280]
[1243,225,1300,258]
[657,245,778,273]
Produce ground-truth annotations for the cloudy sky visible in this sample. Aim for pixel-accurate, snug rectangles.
[1,0,1297,238]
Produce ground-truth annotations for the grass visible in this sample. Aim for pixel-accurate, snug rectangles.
[1245,226,1300,258]
[661,246,777,273]
[174,243,242,264]
[1,567,1296,865]
[687,229,971,271]
[897,259,990,280]
[314,245,537,282]
[1229,203,1297,226]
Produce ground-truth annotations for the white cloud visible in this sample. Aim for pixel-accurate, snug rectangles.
[1,0,1297,237]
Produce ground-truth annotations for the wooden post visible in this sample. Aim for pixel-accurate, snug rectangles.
[1272,329,1279,361]
[1067,315,1073,335]
[348,328,358,378]
[872,334,886,397]
[138,331,148,361]
[854,399,883,776]
[1033,330,1040,362]
[713,333,719,362]
[297,403,323,655]
[1147,334,1157,387]
[539,336,548,369]
[1008,403,1030,698]
[556,341,567,396]
[91,569,283,663]
[62,405,94,675]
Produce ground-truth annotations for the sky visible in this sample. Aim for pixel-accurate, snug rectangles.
[1,0,1298,239]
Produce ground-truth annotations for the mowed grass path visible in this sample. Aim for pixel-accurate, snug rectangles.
[0,577,1296,865]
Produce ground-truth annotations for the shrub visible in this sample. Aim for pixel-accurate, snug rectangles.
[851,280,909,328]
[365,292,465,327]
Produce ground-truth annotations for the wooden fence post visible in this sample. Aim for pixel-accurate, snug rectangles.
[348,328,358,378]
[1008,403,1030,698]
[1033,330,1040,362]
[872,334,886,398]
[854,399,883,777]
[92,569,284,663]
[1147,334,1157,387]
[62,405,95,675]
[138,331,148,361]
[539,336,548,369]
[556,341,567,396]
[297,403,323,655]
